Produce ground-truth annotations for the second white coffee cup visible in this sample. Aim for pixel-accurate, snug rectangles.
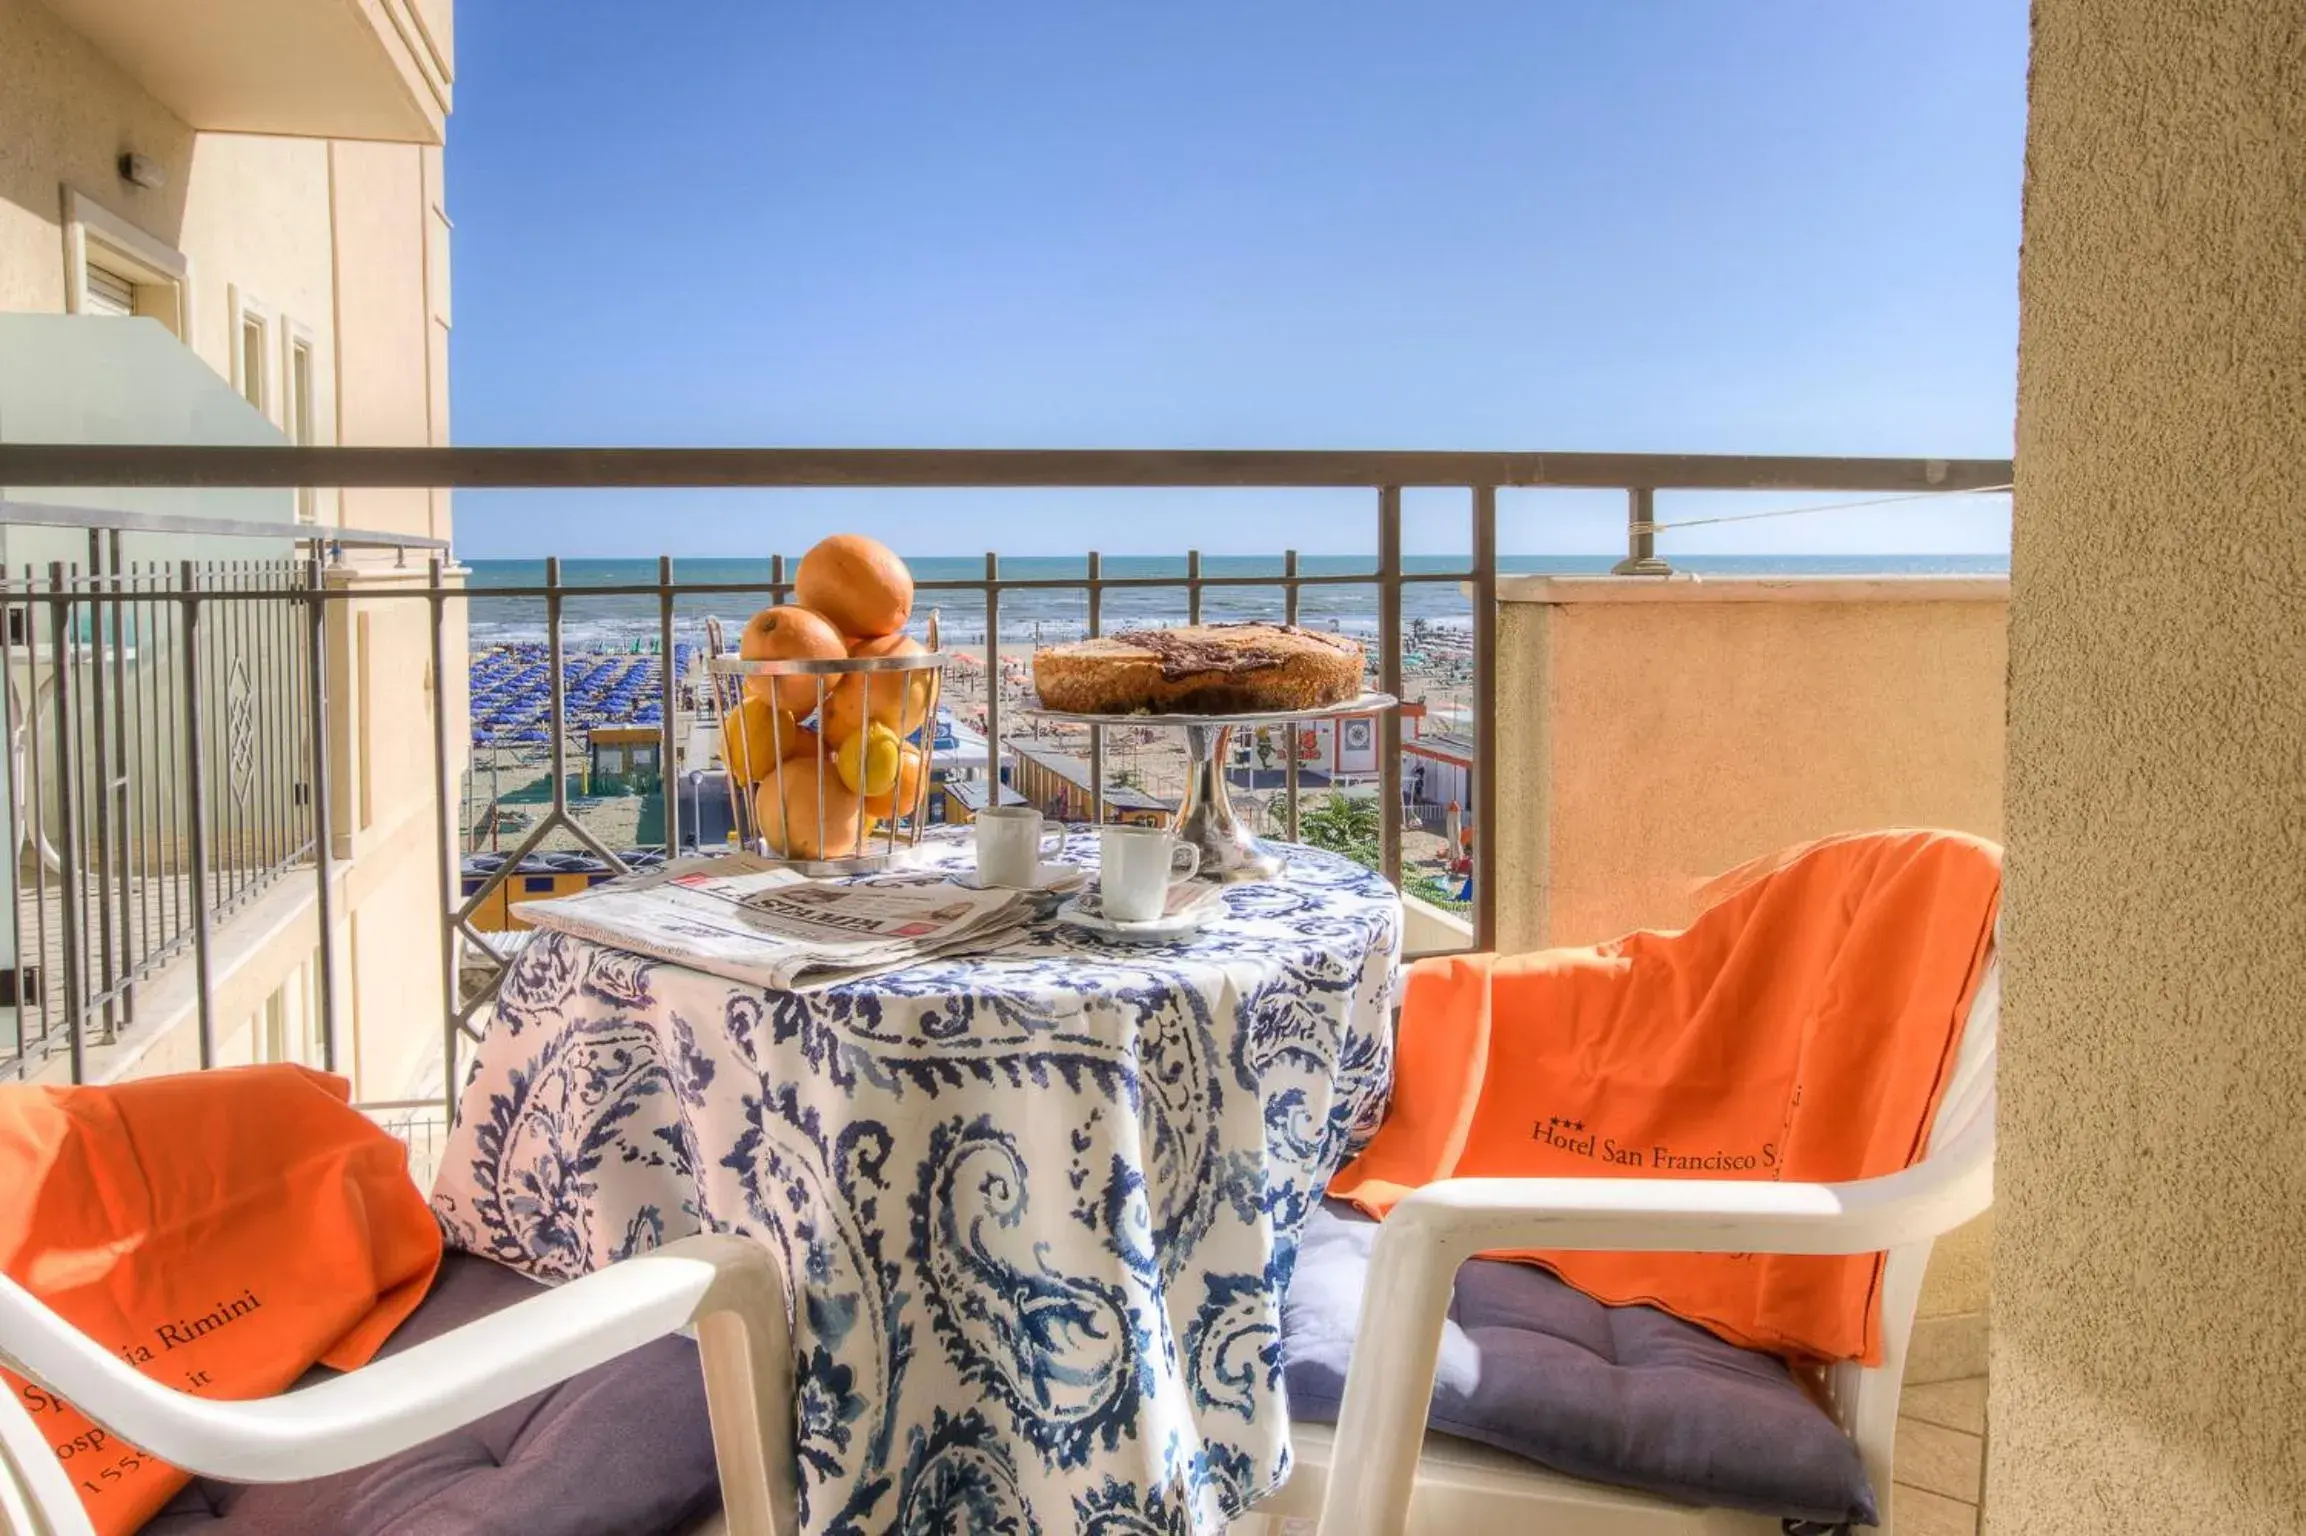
[974,805,1065,888]
[1098,824,1202,922]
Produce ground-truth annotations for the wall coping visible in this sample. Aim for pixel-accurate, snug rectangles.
[1496,573,2010,605]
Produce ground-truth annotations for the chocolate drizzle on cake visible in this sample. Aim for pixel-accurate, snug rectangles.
[1111,623,1355,681]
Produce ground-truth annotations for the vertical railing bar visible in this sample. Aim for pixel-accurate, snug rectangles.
[546,557,567,824]
[138,562,157,984]
[2,574,24,1072]
[226,560,247,908]
[71,563,97,1040]
[289,561,304,876]
[84,535,117,1043]
[213,560,234,910]
[180,563,214,1069]
[1184,550,1201,836]
[106,533,134,1023]
[255,561,270,892]
[220,561,238,911]
[228,559,249,906]
[22,566,52,1055]
[1610,486,1670,576]
[429,556,458,1122]
[261,561,284,885]
[48,565,86,1082]
[150,567,169,970]
[247,560,269,897]
[1471,486,1499,952]
[659,555,679,855]
[247,558,267,897]
[307,555,340,1072]
[1377,489,1404,889]
[273,564,290,876]
[1086,552,1104,826]
[227,561,244,910]
[155,566,172,966]
[72,564,97,1051]
[153,562,169,967]
[285,563,304,872]
[144,561,162,973]
[769,553,786,605]
[983,554,1001,800]
[1284,549,1301,843]
[160,562,183,972]
[121,560,142,982]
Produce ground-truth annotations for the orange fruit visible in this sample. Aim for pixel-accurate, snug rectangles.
[719,697,805,784]
[864,740,929,820]
[822,635,934,742]
[754,755,865,861]
[795,533,913,641]
[738,605,847,715]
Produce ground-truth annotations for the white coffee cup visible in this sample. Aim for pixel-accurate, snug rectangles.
[1098,824,1202,922]
[975,806,1065,888]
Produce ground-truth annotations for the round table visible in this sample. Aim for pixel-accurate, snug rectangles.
[432,830,1400,1535]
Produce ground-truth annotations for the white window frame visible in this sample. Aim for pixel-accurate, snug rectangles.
[228,285,275,420]
[280,317,325,522]
[61,187,190,339]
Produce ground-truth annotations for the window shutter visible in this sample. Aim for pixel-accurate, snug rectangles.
[84,263,136,317]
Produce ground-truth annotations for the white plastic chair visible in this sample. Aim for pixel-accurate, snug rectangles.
[1257,955,1999,1536]
[0,1234,799,1536]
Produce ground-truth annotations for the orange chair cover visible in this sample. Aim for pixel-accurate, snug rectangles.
[1331,829,2000,1365]
[0,1064,442,1533]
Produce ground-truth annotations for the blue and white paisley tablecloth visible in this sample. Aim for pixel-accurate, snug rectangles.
[431,832,1399,1535]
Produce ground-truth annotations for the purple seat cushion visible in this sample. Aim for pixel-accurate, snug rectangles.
[1283,1201,1878,1527]
[138,1252,721,1536]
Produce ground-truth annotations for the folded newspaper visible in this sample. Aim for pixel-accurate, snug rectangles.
[517,851,1038,991]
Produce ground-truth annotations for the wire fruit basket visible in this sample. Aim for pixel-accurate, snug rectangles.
[703,611,946,875]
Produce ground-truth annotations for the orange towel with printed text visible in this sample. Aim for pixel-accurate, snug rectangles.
[0,1064,443,1534]
[1331,829,2000,1365]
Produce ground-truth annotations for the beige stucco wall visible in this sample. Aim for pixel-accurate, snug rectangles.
[2,0,457,1103]
[1992,2,2306,1531]
[331,137,446,540]
[0,0,193,315]
[1494,576,2009,951]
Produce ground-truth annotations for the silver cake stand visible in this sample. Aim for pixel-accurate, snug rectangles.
[1018,691,1398,882]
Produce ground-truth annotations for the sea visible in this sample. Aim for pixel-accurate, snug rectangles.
[464,553,2007,651]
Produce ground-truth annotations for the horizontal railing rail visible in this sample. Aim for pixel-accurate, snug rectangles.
[0,447,2013,1127]
[0,498,450,552]
[0,443,2013,492]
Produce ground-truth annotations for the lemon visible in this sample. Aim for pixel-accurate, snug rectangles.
[833,723,903,797]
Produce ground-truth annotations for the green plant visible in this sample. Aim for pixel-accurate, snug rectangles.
[1405,873,1471,912]
[1299,792,1381,871]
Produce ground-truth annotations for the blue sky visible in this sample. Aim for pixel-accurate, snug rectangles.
[447,4,2028,559]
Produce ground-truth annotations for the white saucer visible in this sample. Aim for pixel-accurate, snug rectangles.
[950,862,1087,894]
[1055,893,1210,944]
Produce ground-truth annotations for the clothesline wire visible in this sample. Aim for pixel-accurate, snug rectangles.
[1633,484,2013,534]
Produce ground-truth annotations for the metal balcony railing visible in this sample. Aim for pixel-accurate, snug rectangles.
[0,444,2013,1121]
[0,504,446,1083]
